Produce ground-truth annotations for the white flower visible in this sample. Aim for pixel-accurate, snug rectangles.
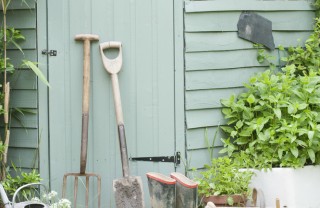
[49,202,58,208]
[31,197,41,202]
[58,198,71,208]
[48,191,58,199]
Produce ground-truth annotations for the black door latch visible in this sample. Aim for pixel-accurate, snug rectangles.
[42,49,57,56]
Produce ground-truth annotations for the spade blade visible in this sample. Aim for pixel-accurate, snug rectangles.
[237,12,275,50]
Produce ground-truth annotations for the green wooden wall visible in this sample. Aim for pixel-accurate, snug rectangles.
[3,0,319,206]
[3,0,40,174]
[184,0,316,170]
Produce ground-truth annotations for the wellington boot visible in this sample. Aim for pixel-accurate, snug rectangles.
[170,172,198,208]
[146,172,176,208]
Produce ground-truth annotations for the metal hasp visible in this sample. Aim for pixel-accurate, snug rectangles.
[237,12,275,50]
[130,152,181,165]
[42,49,57,56]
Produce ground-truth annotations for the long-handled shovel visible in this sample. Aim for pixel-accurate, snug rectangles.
[62,34,101,208]
[99,41,145,208]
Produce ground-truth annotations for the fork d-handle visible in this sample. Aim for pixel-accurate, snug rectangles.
[75,34,99,174]
[99,42,130,177]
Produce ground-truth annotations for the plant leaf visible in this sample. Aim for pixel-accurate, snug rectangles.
[221,126,234,134]
[308,131,315,140]
[278,149,283,159]
[290,147,299,158]
[227,196,234,206]
[247,94,255,104]
[22,60,51,88]
[308,149,316,163]
[274,108,281,119]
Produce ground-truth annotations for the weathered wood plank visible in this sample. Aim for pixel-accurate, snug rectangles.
[188,147,223,169]
[186,67,267,90]
[185,31,312,52]
[186,108,226,129]
[7,148,38,168]
[8,69,37,90]
[6,128,38,148]
[187,126,225,150]
[185,0,314,13]
[3,0,36,10]
[186,87,246,110]
[10,90,37,108]
[7,49,37,68]
[7,10,36,29]
[7,29,36,50]
[185,49,277,71]
[9,110,38,128]
[185,11,315,32]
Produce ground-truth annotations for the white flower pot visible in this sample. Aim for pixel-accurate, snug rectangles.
[250,165,320,208]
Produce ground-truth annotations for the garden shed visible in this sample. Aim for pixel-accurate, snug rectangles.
[3,0,316,207]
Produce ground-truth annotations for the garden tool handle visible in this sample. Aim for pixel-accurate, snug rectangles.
[75,34,99,174]
[99,41,123,75]
[111,72,129,177]
[99,42,129,177]
[99,41,124,125]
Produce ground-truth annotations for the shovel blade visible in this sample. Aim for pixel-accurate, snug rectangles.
[113,176,145,208]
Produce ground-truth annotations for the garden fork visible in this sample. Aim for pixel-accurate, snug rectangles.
[62,34,101,208]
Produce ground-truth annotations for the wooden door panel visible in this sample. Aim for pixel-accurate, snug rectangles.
[48,0,175,206]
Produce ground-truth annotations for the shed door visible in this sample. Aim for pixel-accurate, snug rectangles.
[46,0,176,206]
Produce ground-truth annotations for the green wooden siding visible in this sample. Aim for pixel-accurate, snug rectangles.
[3,0,39,172]
[184,0,316,170]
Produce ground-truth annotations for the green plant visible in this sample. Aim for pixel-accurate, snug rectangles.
[0,0,50,182]
[220,18,320,169]
[281,18,320,77]
[2,169,41,197]
[195,156,254,206]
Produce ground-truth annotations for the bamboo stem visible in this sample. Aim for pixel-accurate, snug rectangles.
[2,0,7,90]
[3,130,9,165]
[1,0,8,181]
[4,82,9,124]
[2,130,10,180]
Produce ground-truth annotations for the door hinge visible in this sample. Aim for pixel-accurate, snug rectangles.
[130,151,181,165]
[42,49,57,56]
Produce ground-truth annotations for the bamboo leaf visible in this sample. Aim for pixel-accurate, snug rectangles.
[22,60,51,88]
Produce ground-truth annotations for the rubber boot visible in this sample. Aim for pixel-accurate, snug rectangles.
[170,172,198,208]
[146,172,176,208]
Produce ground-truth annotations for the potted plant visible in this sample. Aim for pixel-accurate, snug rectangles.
[220,17,320,208]
[195,156,254,207]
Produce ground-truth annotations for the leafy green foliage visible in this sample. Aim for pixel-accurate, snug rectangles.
[195,157,254,206]
[2,169,41,197]
[282,18,320,76]
[220,18,320,169]
[0,28,25,72]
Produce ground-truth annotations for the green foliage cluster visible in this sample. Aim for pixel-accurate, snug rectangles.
[2,169,41,197]
[0,28,25,73]
[282,19,320,76]
[220,18,320,169]
[0,0,46,201]
[196,157,254,206]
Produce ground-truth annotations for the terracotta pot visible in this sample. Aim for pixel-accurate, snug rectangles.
[202,194,246,207]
